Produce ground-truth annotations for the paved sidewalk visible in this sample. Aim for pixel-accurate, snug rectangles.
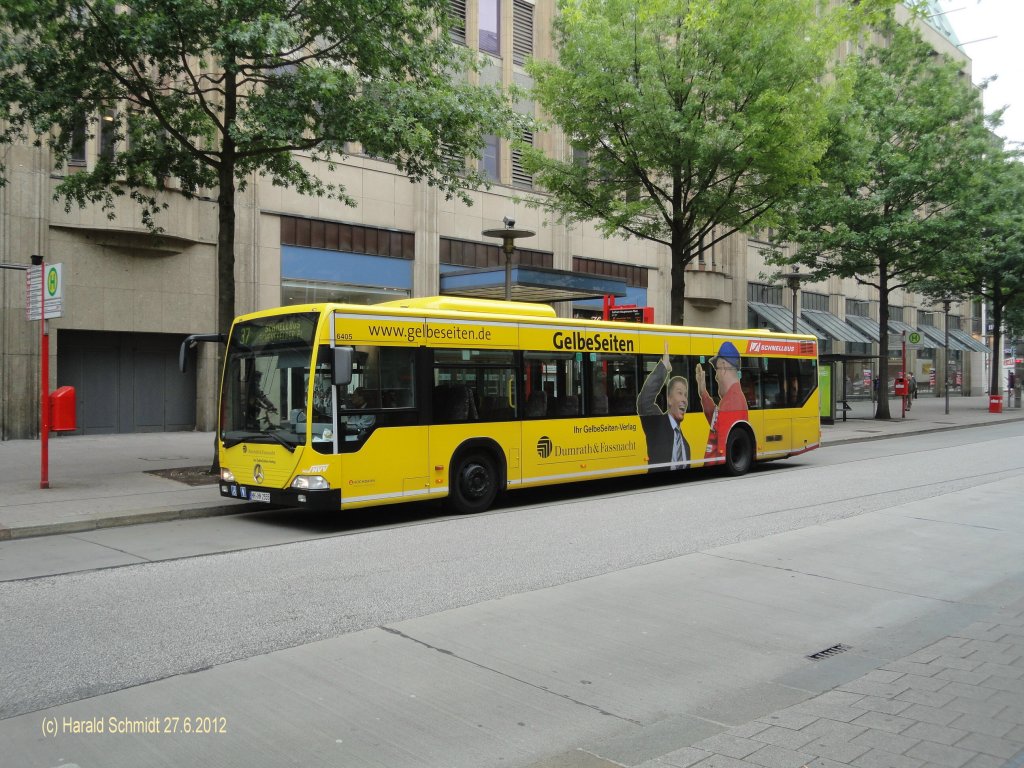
[0,394,1021,540]
[637,598,1024,768]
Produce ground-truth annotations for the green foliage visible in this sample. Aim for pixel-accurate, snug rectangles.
[522,0,886,323]
[0,0,525,332]
[918,144,1024,392]
[768,11,992,415]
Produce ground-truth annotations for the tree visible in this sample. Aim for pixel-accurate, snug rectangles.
[0,0,525,338]
[768,11,992,419]
[920,147,1024,396]
[521,0,885,325]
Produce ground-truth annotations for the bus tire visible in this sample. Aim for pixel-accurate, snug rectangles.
[449,451,498,514]
[725,427,754,476]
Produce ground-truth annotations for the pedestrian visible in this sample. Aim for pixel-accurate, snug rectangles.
[909,373,917,400]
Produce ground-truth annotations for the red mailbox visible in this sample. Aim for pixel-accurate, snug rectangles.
[50,386,77,432]
[894,375,908,397]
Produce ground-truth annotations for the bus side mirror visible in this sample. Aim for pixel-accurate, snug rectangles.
[333,347,353,387]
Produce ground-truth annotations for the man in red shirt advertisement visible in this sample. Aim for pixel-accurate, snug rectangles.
[695,341,748,463]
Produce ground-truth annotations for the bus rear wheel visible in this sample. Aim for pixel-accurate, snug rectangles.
[725,428,753,476]
[450,452,498,514]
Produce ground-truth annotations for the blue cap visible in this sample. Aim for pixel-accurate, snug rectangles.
[710,341,741,370]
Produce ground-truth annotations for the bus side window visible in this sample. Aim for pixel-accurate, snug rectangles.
[600,354,637,415]
[762,358,787,408]
[433,348,513,423]
[522,352,582,419]
[786,358,817,407]
[739,363,762,409]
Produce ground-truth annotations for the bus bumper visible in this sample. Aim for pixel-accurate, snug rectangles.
[220,483,341,510]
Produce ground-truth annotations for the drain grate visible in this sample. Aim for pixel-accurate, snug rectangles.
[807,643,851,661]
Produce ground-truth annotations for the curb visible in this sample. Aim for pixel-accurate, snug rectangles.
[1,502,261,541]
[2,415,1021,541]
[821,412,1024,446]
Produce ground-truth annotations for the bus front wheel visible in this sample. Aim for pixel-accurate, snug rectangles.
[450,452,498,514]
[725,428,753,476]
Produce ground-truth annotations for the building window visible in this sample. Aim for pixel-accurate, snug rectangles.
[281,280,410,307]
[68,115,87,167]
[511,130,533,189]
[481,134,499,181]
[449,0,467,44]
[441,237,553,269]
[748,282,783,306]
[280,218,414,307]
[846,299,870,318]
[801,292,829,312]
[512,0,533,65]
[479,0,500,56]
[99,110,117,161]
[888,305,904,323]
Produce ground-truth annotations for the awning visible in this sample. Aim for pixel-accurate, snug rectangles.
[803,309,871,343]
[845,314,909,350]
[949,328,990,354]
[747,301,822,338]
[440,266,628,303]
[845,314,881,341]
[917,324,952,350]
[888,319,918,337]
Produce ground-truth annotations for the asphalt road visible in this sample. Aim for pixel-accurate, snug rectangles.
[1,422,1023,767]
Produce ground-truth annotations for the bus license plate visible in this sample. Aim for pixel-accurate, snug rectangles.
[249,490,271,503]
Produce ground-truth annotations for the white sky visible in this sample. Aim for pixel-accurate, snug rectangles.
[939,0,1024,147]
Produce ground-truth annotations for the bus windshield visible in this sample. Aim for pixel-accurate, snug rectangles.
[220,312,323,449]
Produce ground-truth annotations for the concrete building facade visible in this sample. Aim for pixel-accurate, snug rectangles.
[0,0,990,440]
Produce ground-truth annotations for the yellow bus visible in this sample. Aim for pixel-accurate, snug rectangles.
[214,296,820,514]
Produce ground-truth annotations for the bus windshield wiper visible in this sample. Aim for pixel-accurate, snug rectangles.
[222,430,295,451]
[260,429,296,452]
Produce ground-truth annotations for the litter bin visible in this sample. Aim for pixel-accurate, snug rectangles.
[989,395,1003,414]
[50,385,77,431]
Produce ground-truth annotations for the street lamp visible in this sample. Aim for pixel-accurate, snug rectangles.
[942,298,951,416]
[482,217,535,301]
[780,267,808,333]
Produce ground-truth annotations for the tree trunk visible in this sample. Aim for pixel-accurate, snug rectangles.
[210,68,239,473]
[875,265,891,420]
[669,231,690,326]
[217,70,238,340]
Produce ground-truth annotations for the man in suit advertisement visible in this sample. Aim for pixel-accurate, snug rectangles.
[637,345,690,472]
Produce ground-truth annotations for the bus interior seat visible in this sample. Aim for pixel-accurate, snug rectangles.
[435,383,477,422]
[556,395,579,416]
[610,388,633,415]
[525,390,547,418]
[480,396,515,421]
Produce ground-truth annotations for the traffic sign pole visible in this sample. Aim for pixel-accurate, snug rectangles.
[901,332,907,420]
[31,256,50,489]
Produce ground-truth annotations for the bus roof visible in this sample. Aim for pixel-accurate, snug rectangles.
[376,295,557,318]
[233,297,816,342]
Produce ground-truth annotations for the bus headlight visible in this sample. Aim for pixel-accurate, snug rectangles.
[221,468,236,483]
[290,475,330,491]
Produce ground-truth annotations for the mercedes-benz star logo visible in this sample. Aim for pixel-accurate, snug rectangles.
[253,464,264,484]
